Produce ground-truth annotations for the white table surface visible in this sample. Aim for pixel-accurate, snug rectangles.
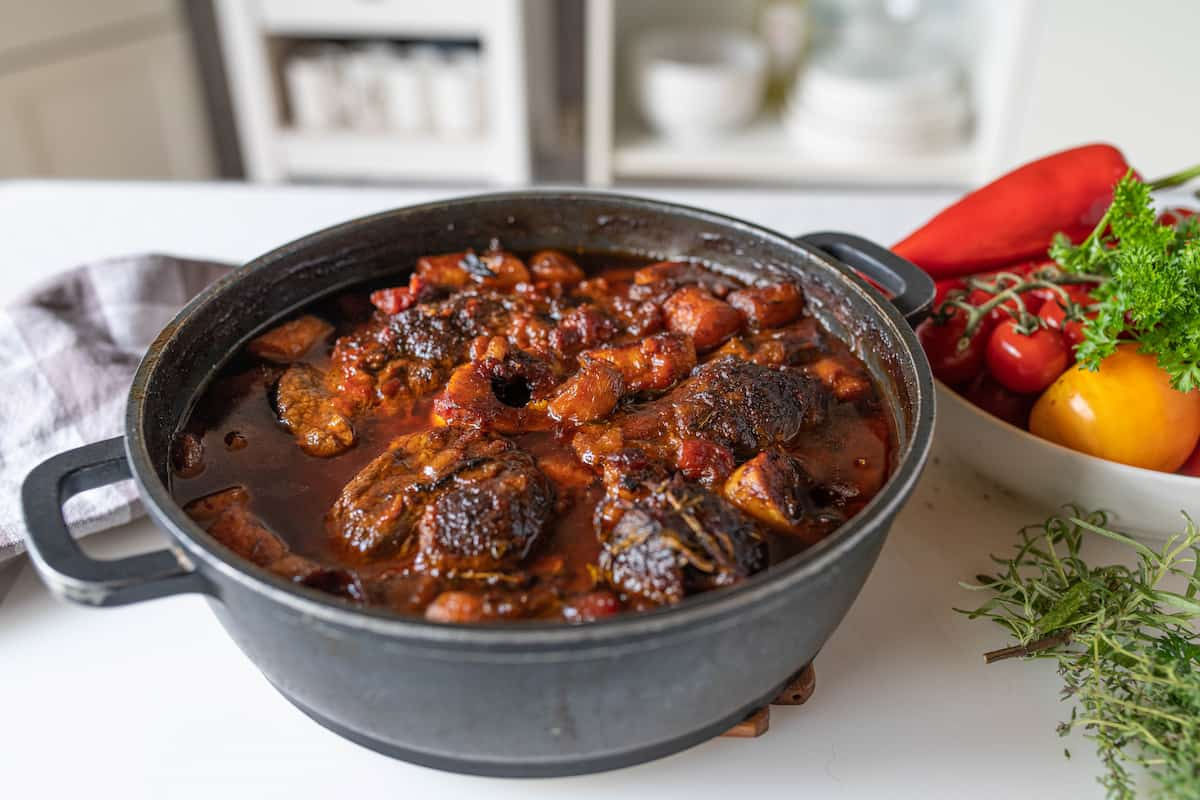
[0,180,1119,799]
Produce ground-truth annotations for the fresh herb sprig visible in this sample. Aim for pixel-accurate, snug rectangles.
[1050,175,1200,391]
[959,509,1200,799]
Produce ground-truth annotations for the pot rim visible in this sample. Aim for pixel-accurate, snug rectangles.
[125,189,935,648]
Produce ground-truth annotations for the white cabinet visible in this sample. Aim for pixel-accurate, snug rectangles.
[214,0,545,184]
[0,0,215,179]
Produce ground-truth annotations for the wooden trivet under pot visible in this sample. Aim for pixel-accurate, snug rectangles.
[722,663,816,738]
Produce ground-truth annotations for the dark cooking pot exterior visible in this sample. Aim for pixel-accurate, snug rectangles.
[21,192,935,777]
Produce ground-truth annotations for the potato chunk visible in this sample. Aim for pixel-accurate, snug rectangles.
[723,451,821,542]
[663,286,744,351]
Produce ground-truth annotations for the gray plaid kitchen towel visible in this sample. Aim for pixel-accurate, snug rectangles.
[0,254,230,562]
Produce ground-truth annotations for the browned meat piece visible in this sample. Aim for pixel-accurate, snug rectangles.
[246,315,333,363]
[723,451,825,542]
[594,472,767,604]
[273,364,356,457]
[184,487,285,566]
[433,337,557,432]
[415,449,554,571]
[331,289,540,413]
[672,358,828,458]
[572,276,665,337]
[574,356,829,475]
[547,361,624,424]
[171,432,205,478]
[712,317,825,368]
[633,261,741,297]
[804,356,874,402]
[582,332,696,395]
[186,488,364,600]
[663,286,745,351]
[327,428,554,571]
[727,284,805,330]
[547,304,619,354]
[528,250,585,285]
[416,250,530,291]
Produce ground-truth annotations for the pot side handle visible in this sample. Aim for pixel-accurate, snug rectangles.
[21,437,211,607]
[797,231,935,326]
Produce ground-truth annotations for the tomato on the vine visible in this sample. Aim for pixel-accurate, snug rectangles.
[1037,285,1095,350]
[917,306,987,387]
[985,319,1070,394]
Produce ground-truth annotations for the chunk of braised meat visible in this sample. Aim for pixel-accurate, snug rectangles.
[327,428,554,572]
[727,283,805,330]
[171,432,205,478]
[370,273,431,315]
[414,449,555,573]
[546,303,620,355]
[574,356,829,476]
[423,583,565,623]
[572,277,664,337]
[674,358,828,458]
[722,450,836,545]
[633,261,742,297]
[331,289,539,413]
[712,317,825,368]
[547,361,624,424]
[416,249,530,291]
[246,315,333,363]
[582,331,696,396]
[803,355,875,403]
[185,487,364,601]
[528,249,585,285]
[273,364,356,457]
[594,471,767,604]
[433,336,558,432]
[663,286,745,351]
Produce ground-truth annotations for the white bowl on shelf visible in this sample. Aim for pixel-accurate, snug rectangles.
[631,29,767,143]
[936,381,1199,540]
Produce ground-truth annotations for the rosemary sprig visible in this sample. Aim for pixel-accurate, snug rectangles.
[958,509,1200,798]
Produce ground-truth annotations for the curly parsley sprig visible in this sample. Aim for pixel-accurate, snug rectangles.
[959,510,1200,799]
[1050,174,1200,391]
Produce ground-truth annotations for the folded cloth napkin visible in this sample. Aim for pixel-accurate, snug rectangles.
[0,254,230,563]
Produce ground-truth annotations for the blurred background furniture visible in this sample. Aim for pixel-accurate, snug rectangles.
[2,0,1199,187]
[0,0,213,179]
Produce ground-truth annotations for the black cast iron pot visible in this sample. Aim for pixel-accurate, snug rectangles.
[22,192,935,777]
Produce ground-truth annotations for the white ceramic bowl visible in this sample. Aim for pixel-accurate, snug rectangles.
[937,381,1199,540]
[632,30,767,142]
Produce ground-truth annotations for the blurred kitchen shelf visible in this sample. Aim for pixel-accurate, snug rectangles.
[278,129,491,182]
[213,0,550,184]
[612,119,978,186]
[585,0,1039,188]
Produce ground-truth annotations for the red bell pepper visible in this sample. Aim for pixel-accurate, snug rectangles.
[893,144,1134,279]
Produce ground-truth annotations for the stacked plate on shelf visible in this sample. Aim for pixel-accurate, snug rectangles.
[783,45,970,158]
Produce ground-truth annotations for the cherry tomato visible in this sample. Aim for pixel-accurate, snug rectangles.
[1031,345,1200,472]
[962,372,1035,429]
[917,307,987,387]
[1037,285,1095,350]
[985,319,1070,394]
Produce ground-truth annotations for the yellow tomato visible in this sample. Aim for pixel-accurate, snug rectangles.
[1029,344,1200,472]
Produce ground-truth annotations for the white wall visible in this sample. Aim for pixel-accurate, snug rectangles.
[1008,0,1200,180]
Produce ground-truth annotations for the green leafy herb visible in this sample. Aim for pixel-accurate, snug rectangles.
[1050,174,1200,391]
[959,509,1200,798]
